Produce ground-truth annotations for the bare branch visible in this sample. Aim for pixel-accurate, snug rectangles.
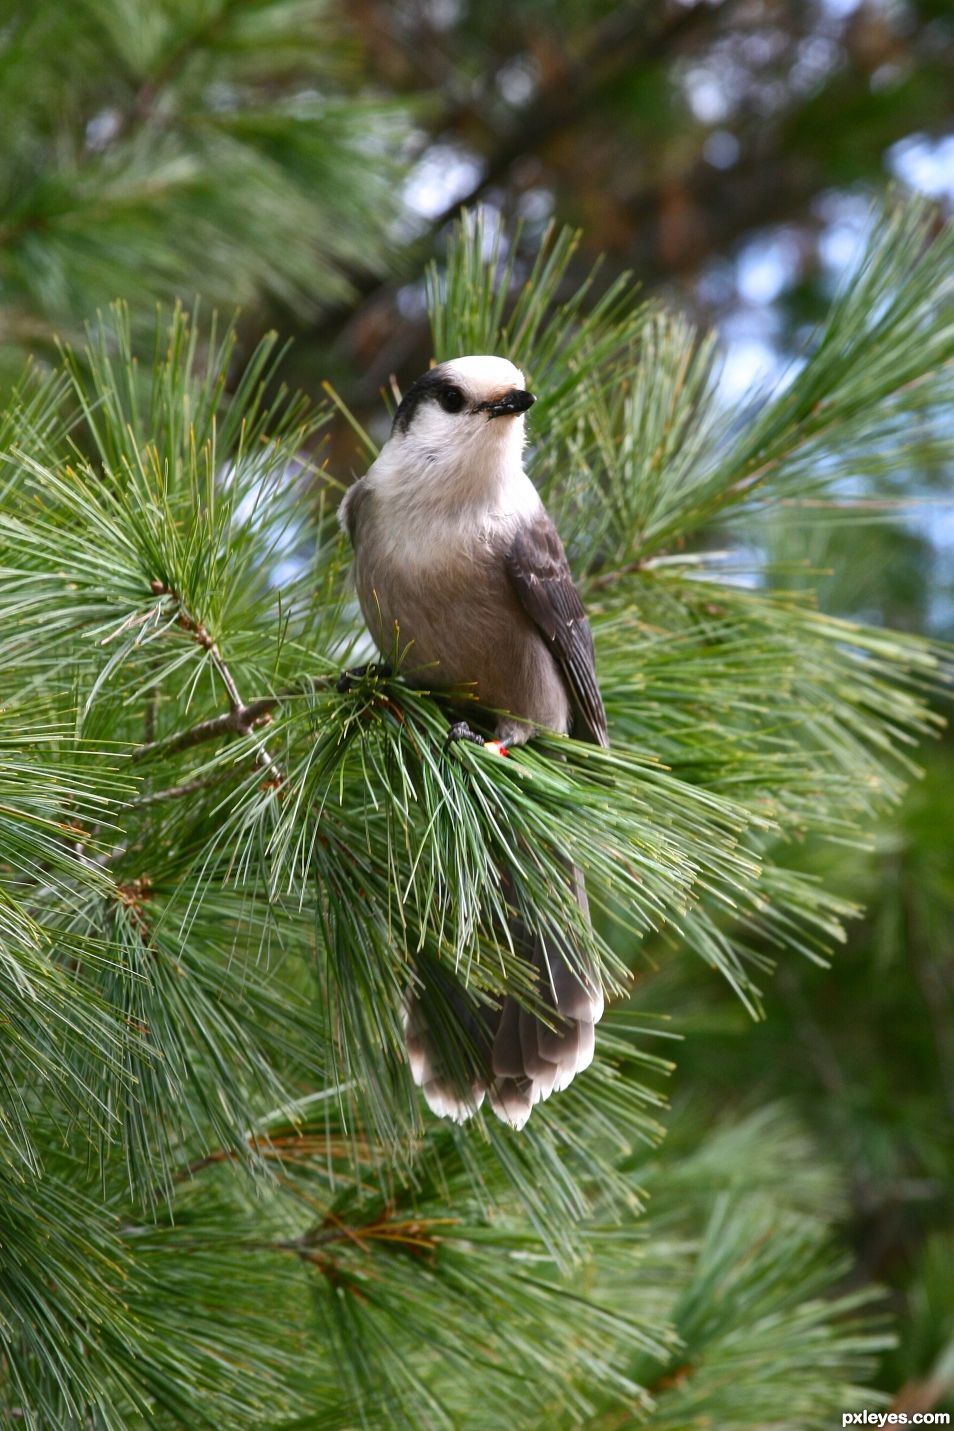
[129,770,238,807]
[131,703,277,764]
[130,679,334,766]
[144,580,289,776]
[587,557,646,592]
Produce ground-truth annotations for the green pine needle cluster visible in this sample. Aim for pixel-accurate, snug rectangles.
[0,0,408,384]
[0,199,951,1427]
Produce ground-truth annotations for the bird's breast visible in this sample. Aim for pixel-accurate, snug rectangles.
[351,489,570,734]
[355,523,508,681]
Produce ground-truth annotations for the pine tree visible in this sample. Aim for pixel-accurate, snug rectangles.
[0,0,407,390]
[0,199,952,1428]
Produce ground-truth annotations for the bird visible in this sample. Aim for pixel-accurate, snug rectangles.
[338,355,606,1128]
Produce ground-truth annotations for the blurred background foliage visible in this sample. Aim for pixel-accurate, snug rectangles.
[1,0,953,1425]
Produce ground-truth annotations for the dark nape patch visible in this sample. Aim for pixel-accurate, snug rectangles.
[392,364,452,433]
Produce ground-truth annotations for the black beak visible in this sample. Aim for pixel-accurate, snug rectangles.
[485,388,536,419]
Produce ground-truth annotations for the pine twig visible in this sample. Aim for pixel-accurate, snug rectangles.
[146,580,286,781]
[130,677,335,765]
[131,698,281,764]
[129,770,238,806]
[588,556,646,591]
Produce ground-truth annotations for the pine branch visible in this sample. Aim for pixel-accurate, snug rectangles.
[1,205,952,1429]
[0,1,411,376]
[130,770,238,807]
[130,696,281,762]
[428,2,734,234]
[306,0,737,361]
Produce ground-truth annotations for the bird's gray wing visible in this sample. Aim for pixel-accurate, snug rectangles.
[505,512,608,747]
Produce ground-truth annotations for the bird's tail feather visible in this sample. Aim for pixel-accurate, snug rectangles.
[405,859,603,1129]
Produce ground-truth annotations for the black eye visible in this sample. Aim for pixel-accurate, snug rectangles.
[437,386,465,414]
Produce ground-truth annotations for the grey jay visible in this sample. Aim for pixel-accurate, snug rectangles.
[339,355,606,1128]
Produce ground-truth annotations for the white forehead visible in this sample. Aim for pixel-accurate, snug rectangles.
[443,355,525,391]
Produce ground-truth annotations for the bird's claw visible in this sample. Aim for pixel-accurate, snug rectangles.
[336,662,393,694]
[444,721,485,751]
[444,723,509,756]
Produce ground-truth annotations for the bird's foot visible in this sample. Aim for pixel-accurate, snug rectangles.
[444,721,485,751]
[444,722,508,756]
[336,661,392,694]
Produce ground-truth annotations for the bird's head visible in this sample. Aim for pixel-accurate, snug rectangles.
[384,356,535,495]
